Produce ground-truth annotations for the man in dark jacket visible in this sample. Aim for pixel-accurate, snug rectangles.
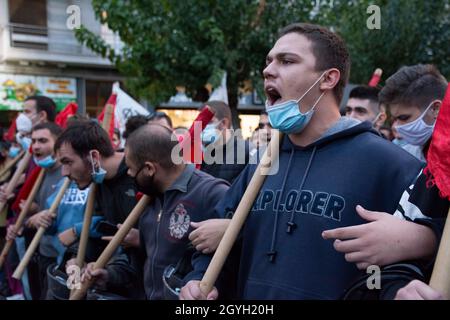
[54,121,142,298]
[180,23,424,300]
[82,124,229,299]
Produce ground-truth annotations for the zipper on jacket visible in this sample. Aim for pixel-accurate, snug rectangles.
[149,208,163,299]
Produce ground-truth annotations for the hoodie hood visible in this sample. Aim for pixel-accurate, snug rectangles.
[281,117,376,151]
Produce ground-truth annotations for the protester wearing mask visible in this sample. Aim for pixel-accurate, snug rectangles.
[22,96,57,127]
[379,64,446,162]
[80,124,229,300]
[6,123,63,299]
[200,101,251,184]
[53,121,141,298]
[180,23,423,300]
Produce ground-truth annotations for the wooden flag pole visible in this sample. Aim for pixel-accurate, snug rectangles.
[0,151,32,214]
[199,130,283,296]
[0,168,46,268]
[0,150,25,179]
[70,195,151,300]
[429,207,450,299]
[12,178,71,279]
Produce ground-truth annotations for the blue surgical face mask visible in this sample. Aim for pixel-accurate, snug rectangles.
[16,133,31,151]
[394,101,437,146]
[8,146,21,158]
[34,155,56,168]
[90,151,107,184]
[201,121,221,145]
[265,71,326,134]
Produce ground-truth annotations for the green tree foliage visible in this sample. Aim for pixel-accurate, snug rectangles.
[75,0,449,126]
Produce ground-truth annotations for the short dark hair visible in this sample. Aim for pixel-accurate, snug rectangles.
[205,101,232,122]
[278,23,350,104]
[25,95,57,122]
[32,122,63,138]
[379,64,447,111]
[147,111,173,128]
[123,115,148,139]
[55,121,114,158]
[126,124,178,169]
[349,85,381,112]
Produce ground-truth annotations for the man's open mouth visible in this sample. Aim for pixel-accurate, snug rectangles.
[265,86,282,106]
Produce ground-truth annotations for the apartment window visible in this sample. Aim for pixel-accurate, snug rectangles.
[8,0,48,50]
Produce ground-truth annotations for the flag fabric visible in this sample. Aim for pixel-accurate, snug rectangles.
[4,115,17,141]
[55,102,78,128]
[368,68,383,87]
[208,72,228,104]
[112,82,149,134]
[424,83,450,200]
[178,106,215,169]
[97,94,117,139]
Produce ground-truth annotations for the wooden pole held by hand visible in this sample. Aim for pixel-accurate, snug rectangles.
[0,150,25,180]
[0,168,45,268]
[12,178,71,279]
[199,130,283,296]
[70,195,150,300]
[0,151,32,214]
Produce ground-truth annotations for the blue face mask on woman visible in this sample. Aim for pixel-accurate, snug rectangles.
[201,121,221,145]
[34,155,56,168]
[8,146,21,158]
[90,151,107,184]
[265,71,326,134]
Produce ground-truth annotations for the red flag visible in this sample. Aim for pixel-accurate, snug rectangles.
[55,102,78,128]
[4,115,17,141]
[368,68,383,87]
[424,83,450,200]
[179,106,215,169]
[11,165,42,214]
[97,94,117,140]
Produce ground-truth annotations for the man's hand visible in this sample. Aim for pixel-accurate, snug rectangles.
[58,227,77,246]
[6,224,23,241]
[19,200,38,214]
[65,258,86,276]
[0,183,14,203]
[189,219,230,254]
[81,262,109,290]
[395,280,444,300]
[101,225,140,248]
[26,210,54,229]
[179,280,218,300]
[322,205,437,270]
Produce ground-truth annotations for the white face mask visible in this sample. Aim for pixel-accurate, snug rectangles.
[394,102,436,146]
[16,113,32,133]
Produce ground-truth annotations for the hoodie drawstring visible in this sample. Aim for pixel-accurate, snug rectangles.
[287,147,316,233]
[267,148,295,263]
[267,146,317,263]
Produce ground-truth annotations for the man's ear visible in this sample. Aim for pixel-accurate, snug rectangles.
[38,110,47,123]
[319,68,340,91]
[89,150,101,166]
[430,100,441,120]
[374,112,387,129]
[143,161,156,176]
[221,118,231,130]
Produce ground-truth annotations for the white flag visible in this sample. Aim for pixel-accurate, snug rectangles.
[112,82,149,133]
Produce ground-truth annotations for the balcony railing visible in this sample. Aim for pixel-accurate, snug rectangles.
[3,23,123,58]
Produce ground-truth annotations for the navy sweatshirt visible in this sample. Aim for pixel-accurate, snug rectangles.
[186,119,424,299]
